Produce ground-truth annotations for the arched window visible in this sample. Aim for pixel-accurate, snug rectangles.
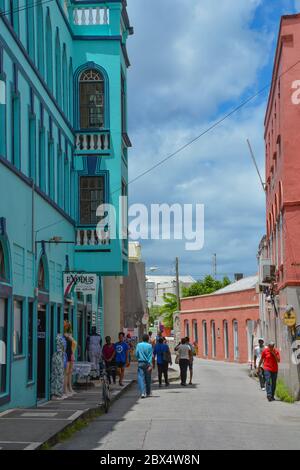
[36,1,45,77]
[26,0,35,60]
[55,29,62,106]
[0,242,6,282]
[69,58,74,122]
[62,45,68,115]
[233,320,239,360]
[46,10,53,91]
[79,69,105,129]
[202,321,208,357]
[211,321,216,358]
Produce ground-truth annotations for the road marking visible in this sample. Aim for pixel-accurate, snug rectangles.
[21,412,58,418]
[0,409,15,418]
[25,442,42,450]
[67,410,86,421]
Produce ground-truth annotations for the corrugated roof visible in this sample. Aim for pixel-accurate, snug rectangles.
[213,275,258,295]
[146,275,196,284]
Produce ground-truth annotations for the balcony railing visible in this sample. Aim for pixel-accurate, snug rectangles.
[73,6,109,26]
[76,227,111,247]
[75,131,110,153]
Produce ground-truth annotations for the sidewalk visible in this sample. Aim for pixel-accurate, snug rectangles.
[0,366,137,450]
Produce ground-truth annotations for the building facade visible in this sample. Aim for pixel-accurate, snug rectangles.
[180,276,259,364]
[146,275,196,307]
[120,242,147,340]
[258,13,300,399]
[0,0,132,410]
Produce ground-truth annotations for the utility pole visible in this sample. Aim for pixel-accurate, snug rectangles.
[175,257,181,311]
[212,253,217,278]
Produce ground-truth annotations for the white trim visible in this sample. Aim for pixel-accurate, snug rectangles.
[181,304,259,314]
[67,410,86,421]
[0,409,15,417]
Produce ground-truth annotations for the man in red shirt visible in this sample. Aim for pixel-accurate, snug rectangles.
[258,341,280,402]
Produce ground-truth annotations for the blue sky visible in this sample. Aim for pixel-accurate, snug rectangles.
[125,0,299,280]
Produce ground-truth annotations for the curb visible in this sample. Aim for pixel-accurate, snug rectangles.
[36,380,136,450]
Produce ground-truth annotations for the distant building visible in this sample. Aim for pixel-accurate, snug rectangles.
[146,275,196,307]
[180,276,259,364]
[258,13,300,399]
[120,243,147,340]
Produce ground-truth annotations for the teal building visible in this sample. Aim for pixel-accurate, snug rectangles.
[0,0,132,409]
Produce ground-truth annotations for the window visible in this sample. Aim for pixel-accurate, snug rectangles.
[193,321,198,344]
[62,46,68,115]
[79,70,104,129]
[46,11,53,91]
[80,176,105,225]
[27,302,34,382]
[10,0,19,35]
[121,73,126,133]
[13,300,23,356]
[38,127,46,191]
[36,1,44,77]
[0,298,8,394]
[11,92,20,169]
[28,116,36,180]
[47,136,54,199]
[55,30,62,106]
[0,243,6,282]
[38,259,45,290]
[26,0,35,61]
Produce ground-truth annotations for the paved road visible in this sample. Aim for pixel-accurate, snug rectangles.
[55,359,300,450]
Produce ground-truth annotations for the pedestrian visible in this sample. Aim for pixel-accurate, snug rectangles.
[126,333,134,363]
[149,331,156,349]
[258,341,280,402]
[135,334,153,398]
[254,338,267,391]
[175,338,193,386]
[86,326,102,379]
[102,336,116,385]
[153,337,172,387]
[114,332,130,387]
[185,336,195,385]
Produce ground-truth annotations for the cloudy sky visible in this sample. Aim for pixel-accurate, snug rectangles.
[125,0,299,280]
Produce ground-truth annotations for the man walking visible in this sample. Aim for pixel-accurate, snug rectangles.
[114,332,130,387]
[258,341,280,402]
[254,338,266,391]
[153,337,172,387]
[136,334,153,398]
[175,338,193,386]
[185,336,195,385]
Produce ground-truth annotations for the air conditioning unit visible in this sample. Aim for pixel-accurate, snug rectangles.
[261,264,276,284]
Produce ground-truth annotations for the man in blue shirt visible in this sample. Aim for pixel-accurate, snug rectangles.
[135,334,153,398]
[153,337,172,387]
[114,332,129,387]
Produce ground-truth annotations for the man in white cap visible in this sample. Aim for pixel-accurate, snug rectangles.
[254,338,267,391]
[258,341,280,402]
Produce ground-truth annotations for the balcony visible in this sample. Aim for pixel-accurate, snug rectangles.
[74,225,127,275]
[74,131,110,155]
[76,226,111,248]
[73,6,109,26]
[65,1,120,37]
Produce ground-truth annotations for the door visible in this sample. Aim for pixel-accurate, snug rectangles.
[37,305,47,400]
[233,321,239,361]
[224,321,229,359]
[77,309,83,361]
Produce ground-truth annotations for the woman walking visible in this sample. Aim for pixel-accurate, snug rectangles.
[175,338,192,386]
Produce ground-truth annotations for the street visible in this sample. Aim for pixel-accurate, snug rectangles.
[54,359,300,451]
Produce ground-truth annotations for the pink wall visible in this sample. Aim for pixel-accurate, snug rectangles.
[180,289,259,363]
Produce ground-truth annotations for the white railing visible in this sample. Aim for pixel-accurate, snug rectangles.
[73,7,109,26]
[76,228,111,247]
[75,132,110,151]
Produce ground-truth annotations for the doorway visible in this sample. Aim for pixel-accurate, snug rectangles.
[37,305,47,400]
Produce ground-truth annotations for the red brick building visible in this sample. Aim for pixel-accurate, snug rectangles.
[180,276,259,364]
[258,13,300,398]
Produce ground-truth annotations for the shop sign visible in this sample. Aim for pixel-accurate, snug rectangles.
[284,309,297,327]
[64,273,97,296]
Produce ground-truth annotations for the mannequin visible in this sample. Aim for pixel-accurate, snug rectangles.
[64,320,77,396]
[86,326,102,379]
[51,335,67,400]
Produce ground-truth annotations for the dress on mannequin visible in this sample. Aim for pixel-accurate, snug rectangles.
[51,335,65,399]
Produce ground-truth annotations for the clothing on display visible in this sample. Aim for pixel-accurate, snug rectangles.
[51,335,65,398]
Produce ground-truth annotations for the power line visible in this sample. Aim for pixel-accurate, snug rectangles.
[0,0,54,18]
[114,57,300,195]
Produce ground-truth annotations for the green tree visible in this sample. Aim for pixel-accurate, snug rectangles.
[149,305,161,327]
[182,275,231,298]
[160,293,178,329]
